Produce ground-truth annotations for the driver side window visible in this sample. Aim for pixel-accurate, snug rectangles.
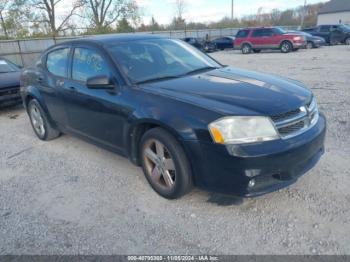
[72,48,110,82]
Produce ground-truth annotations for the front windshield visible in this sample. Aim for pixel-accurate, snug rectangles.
[107,38,221,83]
[339,24,350,31]
[0,59,19,73]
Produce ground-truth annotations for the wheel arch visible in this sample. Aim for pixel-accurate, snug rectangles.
[126,118,191,166]
[23,86,56,127]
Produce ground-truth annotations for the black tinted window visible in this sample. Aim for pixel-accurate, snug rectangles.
[252,29,272,37]
[236,30,249,38]
[320,25,331,32]
[46,48,70,77]
[72,48,110,82]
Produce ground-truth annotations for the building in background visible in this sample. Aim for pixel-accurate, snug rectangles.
[317,0,350,25]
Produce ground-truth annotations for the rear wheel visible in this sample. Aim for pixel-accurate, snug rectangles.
[140,128,192,199]
[241,44,252,54]
[28,99,60,141]
[345,37,350,45]
[280,41,292,53]
[253,49,261,53]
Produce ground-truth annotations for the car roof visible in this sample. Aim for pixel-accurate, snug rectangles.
[58,33,167,46]
[239,27,275,30]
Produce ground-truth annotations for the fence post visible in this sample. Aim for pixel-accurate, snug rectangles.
[17,40,24,67]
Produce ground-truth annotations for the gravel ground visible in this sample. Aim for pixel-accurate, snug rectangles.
[0,46,349,255]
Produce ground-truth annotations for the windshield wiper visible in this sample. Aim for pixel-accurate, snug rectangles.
[136,75,181,85]
[183,66,219,76]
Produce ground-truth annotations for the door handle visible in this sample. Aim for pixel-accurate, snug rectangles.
[37,77,43,83]
[67,86,76,92]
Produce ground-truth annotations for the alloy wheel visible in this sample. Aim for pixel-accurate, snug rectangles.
[281,42,290,53]
[29,104,45,137]
[306,42,313,49]
[143,139,176,190]
[346,38,350,45]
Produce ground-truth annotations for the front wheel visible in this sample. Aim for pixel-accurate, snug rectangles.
[306,41,314,49]
[140,128,193,199]
[28,99,60,141]
[280,41,292,53]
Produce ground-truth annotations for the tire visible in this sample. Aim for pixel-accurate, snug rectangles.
[140,128,193,199]
[241,44,252,54]
[253,49,261,53]
[280,41,292,53]
[345,37,350,45]
[27,99,60,141]
[306,41,314,49]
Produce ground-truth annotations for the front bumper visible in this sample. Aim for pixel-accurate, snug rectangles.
[0,86,21,103]
[185,113,326,197]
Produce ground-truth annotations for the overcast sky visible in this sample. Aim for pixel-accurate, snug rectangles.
[135,0,328,24]
[56,0,328,26]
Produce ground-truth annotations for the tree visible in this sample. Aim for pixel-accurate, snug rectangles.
[28,0,83,36]
[83,0,139,34]
[270,9,281,25]
[116,17,133,32]
[174,0,185,19]
[0,0,12,38]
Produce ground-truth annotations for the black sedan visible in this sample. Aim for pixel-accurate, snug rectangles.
[0,58,22,105]
[182,37,216,52]
[21,35,326,199]
[288,31,326,49]
[211,36,235,50]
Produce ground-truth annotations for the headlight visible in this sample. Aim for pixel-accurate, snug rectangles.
[208,116,279,144]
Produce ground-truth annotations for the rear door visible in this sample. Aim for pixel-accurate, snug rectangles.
[318,25,331,42]
[41,46,71,126]
[250,29,264,48]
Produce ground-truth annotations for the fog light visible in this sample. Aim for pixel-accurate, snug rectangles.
[248,179,256,188]
[245,169,261,178]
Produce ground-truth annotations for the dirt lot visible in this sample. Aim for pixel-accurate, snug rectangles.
[0,46,349,255]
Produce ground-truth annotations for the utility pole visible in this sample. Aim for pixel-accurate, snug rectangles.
[231,0,234,21]
[300,0,307,29]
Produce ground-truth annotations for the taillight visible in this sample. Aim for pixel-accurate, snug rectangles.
[293,36,302,41]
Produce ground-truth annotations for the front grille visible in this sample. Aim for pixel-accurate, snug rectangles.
[270,108,301,122]
[278,121,305,136]
[0,86,20,96]
[270,97,319,139]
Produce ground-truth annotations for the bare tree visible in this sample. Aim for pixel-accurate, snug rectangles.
[174,0,186,19]
[83,0,138,33]
[28,0,83,36]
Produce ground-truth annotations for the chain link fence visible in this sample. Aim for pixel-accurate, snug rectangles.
[0,26,299,67]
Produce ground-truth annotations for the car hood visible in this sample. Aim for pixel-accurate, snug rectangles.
[142,67,312,116]
[0,71,20,89]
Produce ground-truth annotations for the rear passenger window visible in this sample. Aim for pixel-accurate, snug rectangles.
[46,48,70,77]
[320,26,330,32]
[252,29,264,37]
[236,30,249,38]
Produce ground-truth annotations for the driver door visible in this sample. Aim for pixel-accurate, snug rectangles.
[62,46,128,150]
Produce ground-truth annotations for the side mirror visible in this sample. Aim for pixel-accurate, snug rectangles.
[86,75,115,90]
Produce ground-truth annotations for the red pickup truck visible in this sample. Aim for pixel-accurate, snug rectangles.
[234,27,306,54]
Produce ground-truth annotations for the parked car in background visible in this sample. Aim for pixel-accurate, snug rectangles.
[182,37,217,52]
[288,31,326,49]
[303,24,350,45]
[234,27,306,54]
[21,35,325,199]
[211,36,235,50]
[0,57,22,105]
